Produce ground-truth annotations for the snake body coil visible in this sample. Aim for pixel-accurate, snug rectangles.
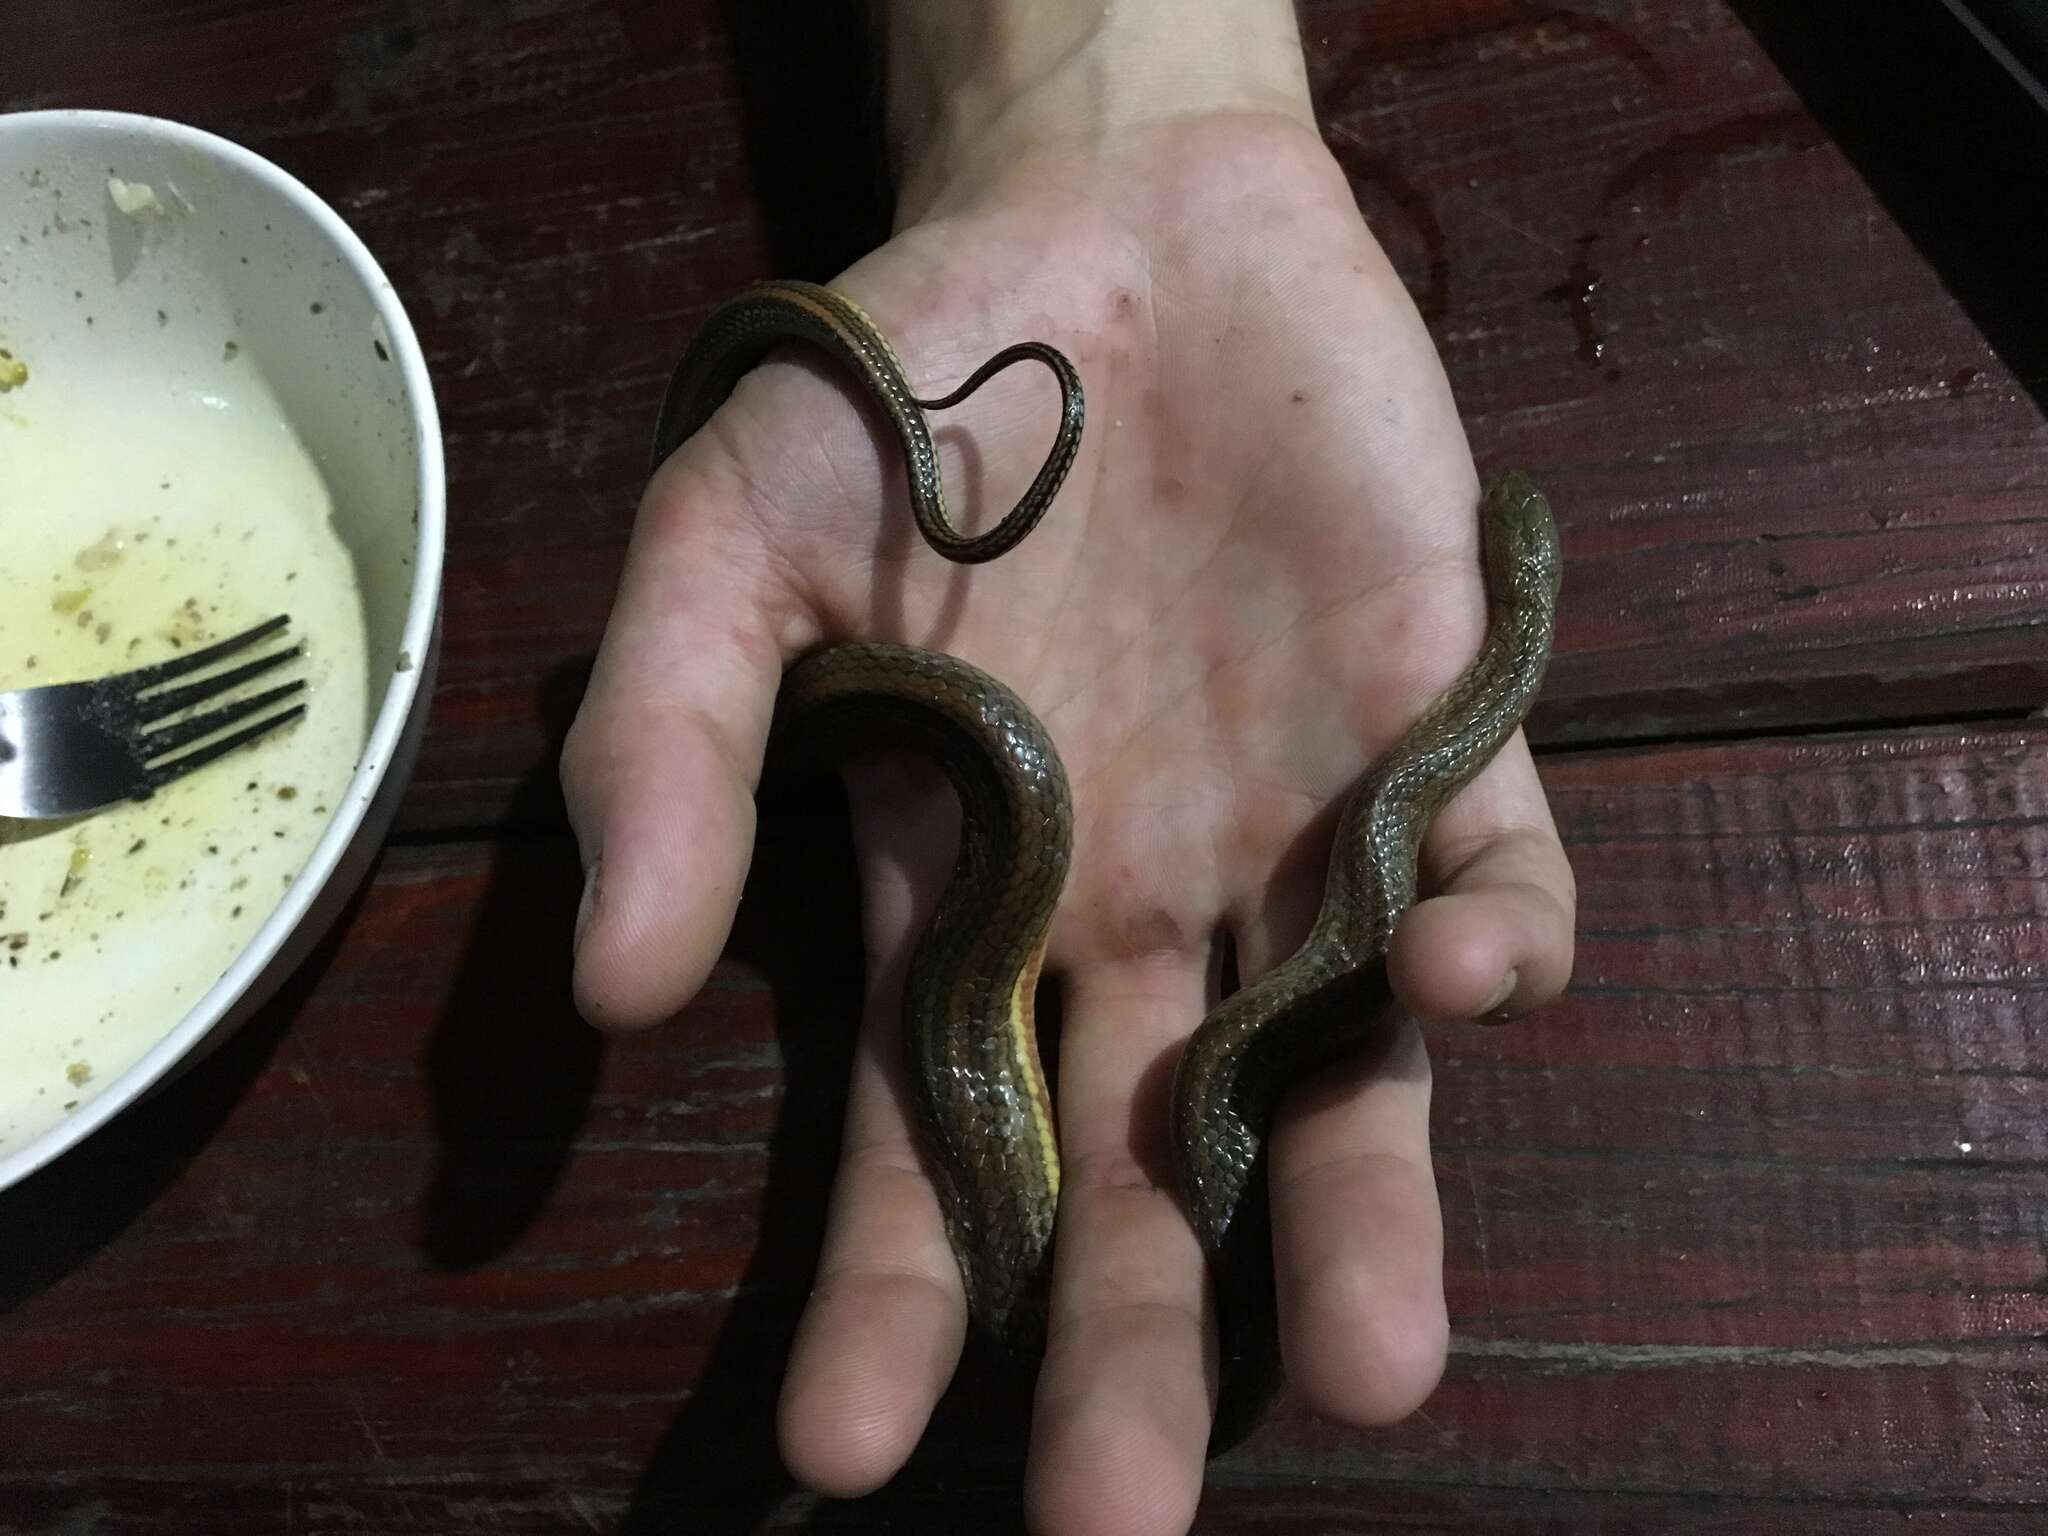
[1172,469,1560,1440]
[771,644,1070,1351]
[656,280,1083,564]
[655,281,1561,1436]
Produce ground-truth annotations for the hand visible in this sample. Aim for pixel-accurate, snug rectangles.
[560,9,1575,1533]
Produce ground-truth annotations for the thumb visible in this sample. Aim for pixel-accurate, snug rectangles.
[560,448,811,1029]
[1387,734,1576,1022]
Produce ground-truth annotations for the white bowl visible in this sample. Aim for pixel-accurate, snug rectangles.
[0,111,444,1189]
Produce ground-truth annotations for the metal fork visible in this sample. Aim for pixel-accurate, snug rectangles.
[0,616,307,820]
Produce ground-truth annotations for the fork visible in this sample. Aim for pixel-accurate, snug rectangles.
[0,615,307,820]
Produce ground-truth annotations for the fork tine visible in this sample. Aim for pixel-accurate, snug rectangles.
[144,703,308,792]
[137,644,303,722]
[124,614,293,691]
[140,680,308,761]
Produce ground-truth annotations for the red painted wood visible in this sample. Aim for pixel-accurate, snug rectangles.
[5,0,2046,1527]
[5,2,2045,833]
[4,728,2046,1527]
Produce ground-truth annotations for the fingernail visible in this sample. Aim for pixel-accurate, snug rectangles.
[1480,968,1519,1017]
[574,855,600,956]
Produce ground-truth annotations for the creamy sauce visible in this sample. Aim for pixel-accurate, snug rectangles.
[0,356,367,1150]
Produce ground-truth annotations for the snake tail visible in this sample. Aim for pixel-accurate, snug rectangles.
[653,280,1085,564]
[1171,471,1562,1448]
[772,642,1074,1357]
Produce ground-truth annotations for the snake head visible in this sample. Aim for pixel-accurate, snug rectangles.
[1481,470,1562,610]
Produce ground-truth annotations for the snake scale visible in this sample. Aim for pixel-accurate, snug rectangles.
[654,280,1561,1444]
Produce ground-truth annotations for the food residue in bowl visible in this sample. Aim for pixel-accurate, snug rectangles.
[0,348,26,392]
[0,351,369,1152]
[107,175,162,217]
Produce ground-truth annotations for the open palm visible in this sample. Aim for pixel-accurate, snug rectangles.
[563,115,1574,1536]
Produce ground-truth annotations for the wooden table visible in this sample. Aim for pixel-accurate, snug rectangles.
[7,2,2048,1529]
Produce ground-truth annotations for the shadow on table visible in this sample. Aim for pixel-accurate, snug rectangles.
[0,878,365,1312]
[418,655,604,1270]
[416,832,602,1269]
[1730,0,2048,415]
[718,0,892,282]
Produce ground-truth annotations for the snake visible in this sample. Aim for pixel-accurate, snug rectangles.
[653,280,1561,1444]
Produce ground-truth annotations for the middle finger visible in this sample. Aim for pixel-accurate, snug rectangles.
[1027,949,1220,1536]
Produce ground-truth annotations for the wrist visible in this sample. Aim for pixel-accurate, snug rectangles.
[881,0,1317,220]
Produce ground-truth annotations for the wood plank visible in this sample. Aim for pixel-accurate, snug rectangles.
[1,1483,2043,1536]
[5,3,2046,833]
[4,725,2046,1526]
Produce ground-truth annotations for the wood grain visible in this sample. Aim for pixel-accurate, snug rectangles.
[5,727,2045,1529]
[5,2,2045,833]
[5,1,2046,1529]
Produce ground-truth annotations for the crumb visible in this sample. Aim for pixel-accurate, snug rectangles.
[107,176,163,216]
[76,527,127,571]
[59,843,90,898]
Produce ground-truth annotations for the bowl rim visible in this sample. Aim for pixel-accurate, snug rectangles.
[0,108,446,1190]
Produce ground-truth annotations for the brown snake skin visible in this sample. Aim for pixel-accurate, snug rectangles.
[771,645,1071,1352]
[1171,470,1561,1445]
